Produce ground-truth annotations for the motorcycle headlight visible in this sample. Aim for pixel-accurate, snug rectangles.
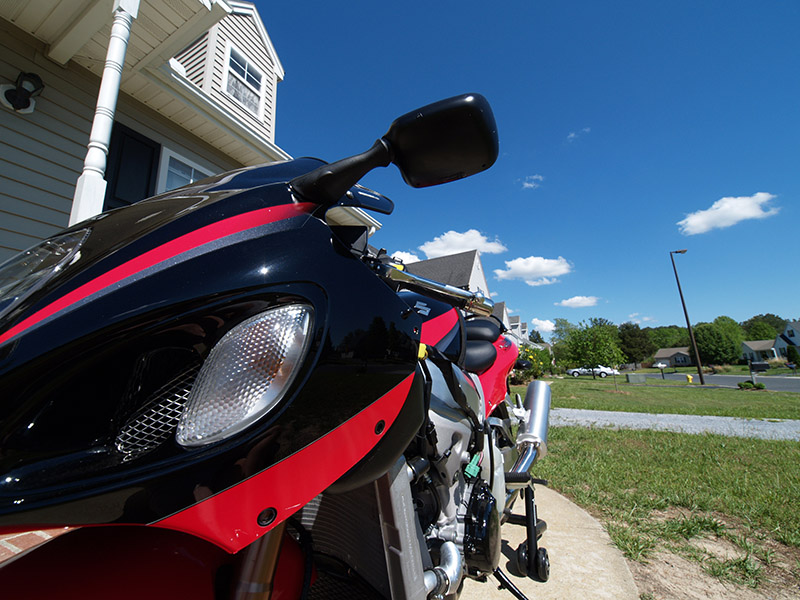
[0,229,90,320]
[176,304,314,447]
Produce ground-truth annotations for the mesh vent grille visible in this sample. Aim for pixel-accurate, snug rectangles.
[116,363,200,459]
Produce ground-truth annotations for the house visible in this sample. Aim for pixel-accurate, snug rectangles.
[404,250,491,298]
[0,0,376,264]
[774,321,800,358]
[653,346,693,367]
[491,301,511,329]
[741,340,777,362]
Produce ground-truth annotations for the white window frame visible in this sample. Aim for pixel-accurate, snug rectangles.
[156,147,213,194]
[222,42,265,118]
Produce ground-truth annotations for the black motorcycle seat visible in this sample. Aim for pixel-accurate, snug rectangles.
[465,317,502,343]
[464,340,497,374]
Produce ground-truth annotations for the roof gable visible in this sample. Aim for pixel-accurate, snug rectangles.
[405,250,479,289]
[226,1,284,80]
[654,347,690,358]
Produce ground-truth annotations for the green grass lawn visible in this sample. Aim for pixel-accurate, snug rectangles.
[511,377,800,420]
[534,427,800,587]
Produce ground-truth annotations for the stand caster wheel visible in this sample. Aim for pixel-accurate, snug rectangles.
[515,541,529,575]
[535,547,550,582]
[516,543,550,582]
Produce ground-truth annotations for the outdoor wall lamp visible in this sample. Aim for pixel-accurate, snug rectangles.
[0,72,45,114]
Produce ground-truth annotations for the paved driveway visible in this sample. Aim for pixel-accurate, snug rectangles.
[644,372,800,392]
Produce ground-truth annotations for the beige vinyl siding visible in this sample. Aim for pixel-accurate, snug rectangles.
[209,13,276,142]
[174,32,209,88]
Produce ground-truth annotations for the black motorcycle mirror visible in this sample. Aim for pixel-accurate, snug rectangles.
[290,93,498,211]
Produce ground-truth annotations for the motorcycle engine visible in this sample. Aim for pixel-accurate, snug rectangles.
[411,359,503,578]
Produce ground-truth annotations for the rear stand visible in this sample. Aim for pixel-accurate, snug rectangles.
[502,474,550,582]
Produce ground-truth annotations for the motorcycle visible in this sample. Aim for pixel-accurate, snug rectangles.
[0,93,550,599]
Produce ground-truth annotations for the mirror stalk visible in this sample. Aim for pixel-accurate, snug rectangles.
[290,138,393,205]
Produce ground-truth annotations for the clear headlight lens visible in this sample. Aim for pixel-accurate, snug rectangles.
[0,229,90,320]
[176,304,314,447]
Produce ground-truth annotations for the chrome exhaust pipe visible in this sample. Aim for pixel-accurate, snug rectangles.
[423,541,463,597]
[507,380,550,487]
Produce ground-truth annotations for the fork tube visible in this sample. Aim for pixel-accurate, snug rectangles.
[231,522,286,599]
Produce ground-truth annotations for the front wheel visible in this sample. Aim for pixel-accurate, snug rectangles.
[599,372,607,378]
[572,372,580,378]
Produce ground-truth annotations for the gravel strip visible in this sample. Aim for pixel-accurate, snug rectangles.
[550,408,800,441]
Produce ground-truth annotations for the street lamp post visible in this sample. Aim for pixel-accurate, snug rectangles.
[670,250,705,385]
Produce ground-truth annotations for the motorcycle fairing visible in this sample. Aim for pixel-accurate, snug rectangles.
[0,160,424,545]
[156,371,417,552]
[0,203,314,348]
[479,335,519,415]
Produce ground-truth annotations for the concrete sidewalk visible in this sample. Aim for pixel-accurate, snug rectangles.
[461,485,639,600]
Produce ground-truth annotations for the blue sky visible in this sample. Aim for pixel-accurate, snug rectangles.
[259,1,799,339]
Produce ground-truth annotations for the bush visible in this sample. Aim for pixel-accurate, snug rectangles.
[754,382,766,390]
[738,381,754,390]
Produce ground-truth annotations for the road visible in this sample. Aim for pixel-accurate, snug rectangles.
[644,372,800,393]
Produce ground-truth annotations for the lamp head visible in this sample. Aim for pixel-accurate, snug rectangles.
[4,72,44,111]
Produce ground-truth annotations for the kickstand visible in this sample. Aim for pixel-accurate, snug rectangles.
[493,568,530,600]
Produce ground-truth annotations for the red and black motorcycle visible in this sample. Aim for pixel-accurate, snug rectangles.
[0,94,550,599]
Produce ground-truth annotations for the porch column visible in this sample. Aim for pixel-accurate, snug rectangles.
[69,0,140,226]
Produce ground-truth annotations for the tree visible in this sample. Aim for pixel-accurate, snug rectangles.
[746,321,778,341]
[742,313,786,337]
[551,318,576,344]
[618,322,656,365]
[528,330,545,344]
[713,316,745,348]
[645,325,689,350]
[788,345,800,366]
[551,318,576,365]
[693,322,739,365]
[565,320,625,372]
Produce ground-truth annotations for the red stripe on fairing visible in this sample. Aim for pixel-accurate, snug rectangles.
[154,372,416,553]
[0,203,314,347]
[420,308,459,346]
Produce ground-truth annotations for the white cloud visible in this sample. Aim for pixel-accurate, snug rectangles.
[627,312,655,324]
[567,127,591,142]
[419,229,507,259]
[391,251,420,264]
[677,192,779,235]
[555,295,599,308]
[494,256,571,287]
[521,174,544,190]
[531,318,555,334]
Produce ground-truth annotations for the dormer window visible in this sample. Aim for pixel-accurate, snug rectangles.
[225,46,262,115]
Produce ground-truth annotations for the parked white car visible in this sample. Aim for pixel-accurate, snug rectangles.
[593,366,620,377]
[567,365,619,378]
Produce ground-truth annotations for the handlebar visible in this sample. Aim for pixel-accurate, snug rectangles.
[374,263,494,317]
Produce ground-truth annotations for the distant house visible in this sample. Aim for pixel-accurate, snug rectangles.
[741,340,777,362]
[654,346,693,367]
[491,301,510,329]
[775,321,800,358]
[0,0,374,263]
[404,250,490,297]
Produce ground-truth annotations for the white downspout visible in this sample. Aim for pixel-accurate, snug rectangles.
[69,0,140,226]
